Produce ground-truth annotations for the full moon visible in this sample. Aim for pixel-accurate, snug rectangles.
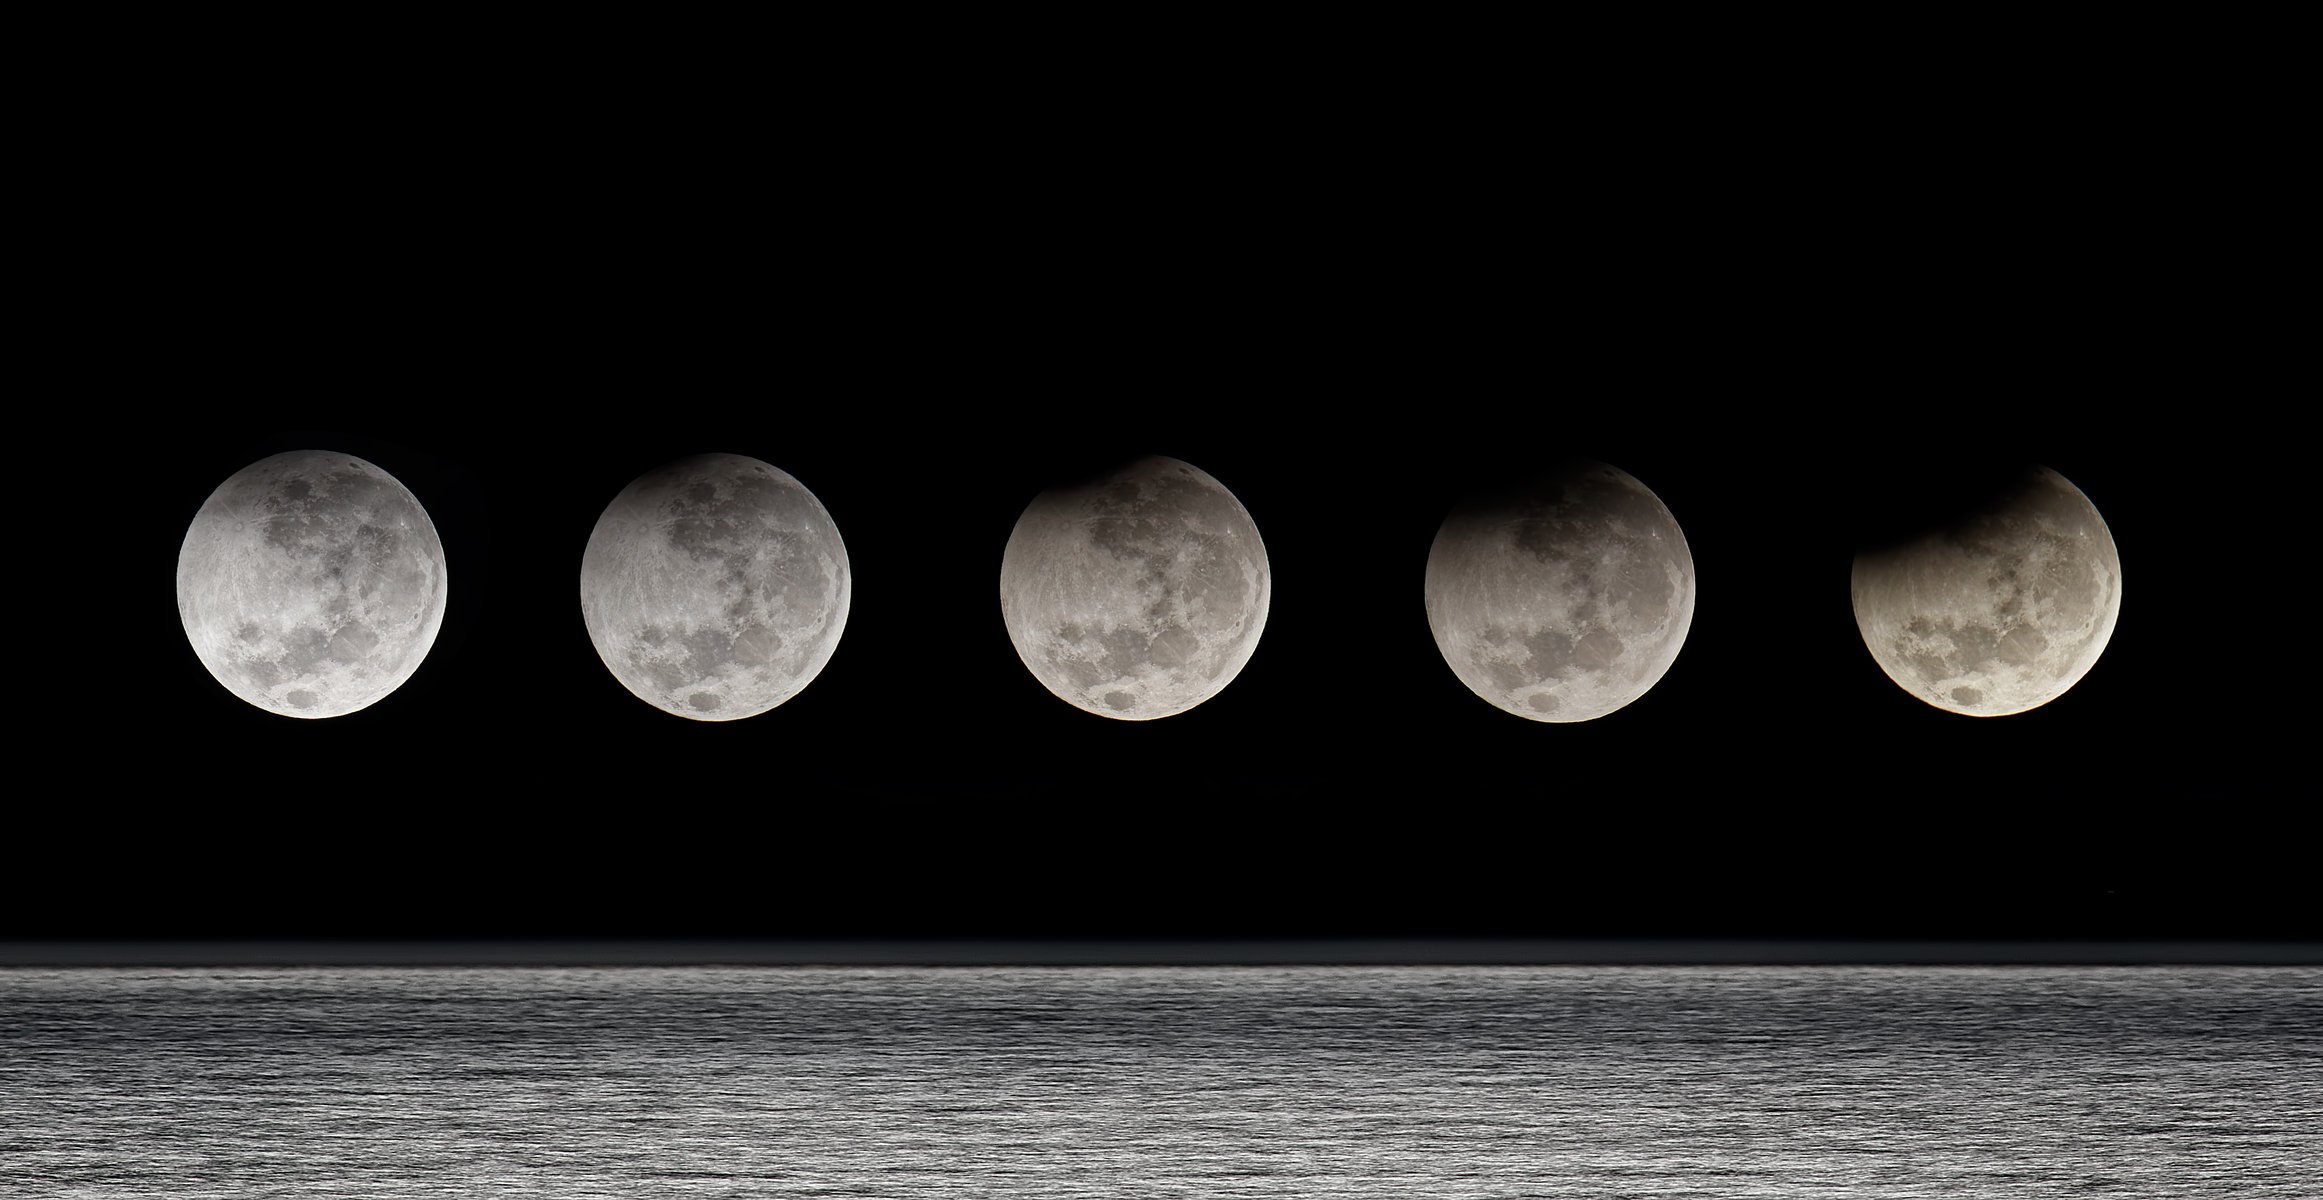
[579,453,850,721]
[177,450,449,718]
[1423,460,1696,722]
[1851,465,2121,716]
[999,456,1270,720]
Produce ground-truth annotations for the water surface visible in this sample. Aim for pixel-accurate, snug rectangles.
[2,966,2315,1197]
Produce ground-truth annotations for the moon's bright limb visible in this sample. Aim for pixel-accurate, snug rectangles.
[579,453,850,721]
[999,456,1270,720]
[1851,465,2120,716]
[1424,460,1696,722]
[176,451,449,718]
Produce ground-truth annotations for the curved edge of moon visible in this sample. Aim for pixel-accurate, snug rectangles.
[998,455,1271,721]
[175,450,450,719]
[1849,466,2122,717]
[578,453,852,722]
[1421,461,1696,724]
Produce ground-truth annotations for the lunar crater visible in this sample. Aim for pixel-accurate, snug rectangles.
[177,451,448,718]
[1424,461,1695,723]
[1000,456,1270,720]
[1851,466,2120,716]
[580,454,851,721]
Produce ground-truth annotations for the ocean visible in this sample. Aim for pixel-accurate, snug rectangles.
[2,965,2315,1197]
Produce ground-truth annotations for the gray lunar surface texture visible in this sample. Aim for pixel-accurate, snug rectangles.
[1851,465,2121,716]
[999,456,1270,720]
[579,453,851,721]
[176,450,448,718]
[1424,460,1696,723]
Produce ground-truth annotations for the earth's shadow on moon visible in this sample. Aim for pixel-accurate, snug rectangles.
[997,451,1272,722]
[1846,458,2121,718]
[578,452,853,723]
[1847,461,2066,558]
[1008,451,1180,500]
[1421,455,1698,725]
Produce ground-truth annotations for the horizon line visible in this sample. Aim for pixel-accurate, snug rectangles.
[5,939,2319,967]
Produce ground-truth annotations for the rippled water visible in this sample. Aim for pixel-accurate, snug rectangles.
[2,966,2316,1197]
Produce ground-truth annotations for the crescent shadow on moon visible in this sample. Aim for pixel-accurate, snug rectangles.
[176,450,449,718]
[1850,464,2121,717]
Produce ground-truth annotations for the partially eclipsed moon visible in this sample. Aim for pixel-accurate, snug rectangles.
[579,453,851,721]
[1851,465,2120,716]
[1424,460,1696,722]
[177,450,449,718]
[999,456,1270,720]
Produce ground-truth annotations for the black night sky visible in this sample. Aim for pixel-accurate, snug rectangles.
[21,66,2302,955]
[29,387,2289,951]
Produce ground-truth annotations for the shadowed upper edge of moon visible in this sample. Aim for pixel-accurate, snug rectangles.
[997,455,1271,721]
[1848,464,2121,717]
[1422,459,1697,724]
[578,453,853,723]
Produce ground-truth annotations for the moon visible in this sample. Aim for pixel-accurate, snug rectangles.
[1851,465,2120,716]
[579,453,850,721]
[999,456,1270,720]
[176,451,449,718]
[1423,460,1696,722]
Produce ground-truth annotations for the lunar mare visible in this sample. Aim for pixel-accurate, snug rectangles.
[177,451,449,718]
[1424,461,1696,722]
[1851,466,2120,716]
[999,456,1270,720]
[580,453,850,721]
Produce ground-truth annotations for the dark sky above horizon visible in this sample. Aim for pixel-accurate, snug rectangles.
[24,388,2294,947]
[24,86,2298,945]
